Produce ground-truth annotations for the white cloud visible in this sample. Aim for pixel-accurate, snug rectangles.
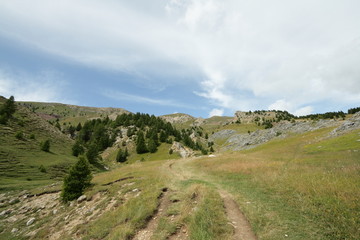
[294,106,313,116]
[102,90,193,109]
[0,0,360,112]
[0,68,70,103]
[268,99,292,111]
[209,108,224,117]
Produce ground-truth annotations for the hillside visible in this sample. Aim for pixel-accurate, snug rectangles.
[0,97,78,192]
[0,97,359,240]
[19,101,130,125]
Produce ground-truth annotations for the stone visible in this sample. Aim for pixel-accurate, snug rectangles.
[11,228,18,233]
[0,209,12,216]
[26,217,36,226]
[9,198,19,205]
[77,195,87,203]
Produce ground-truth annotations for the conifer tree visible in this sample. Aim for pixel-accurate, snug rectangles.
[61,157,92,202]
[136,131,148,154]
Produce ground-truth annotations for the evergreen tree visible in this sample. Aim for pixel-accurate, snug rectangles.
[72,141,85,157]
[136,131,148,154]
[61,157,92,202]
[0,96,16,124]
[116,148,128,163]
[41,140,51,152]
[76,123,82,131]
[86,143,99,164]
[147,138,157,153]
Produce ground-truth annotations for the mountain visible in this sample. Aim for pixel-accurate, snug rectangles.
[0,96,359,240]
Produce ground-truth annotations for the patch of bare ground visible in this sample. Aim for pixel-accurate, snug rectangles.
[132,188,171,240]
[219,190,257,240]
[168,225,189,240]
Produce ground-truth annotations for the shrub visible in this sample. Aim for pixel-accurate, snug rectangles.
[39,165,47,173]
[41,140,50,152]
[15,131,24,140]
[61,157,92,202]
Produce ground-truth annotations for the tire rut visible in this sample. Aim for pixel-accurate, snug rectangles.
[132,188,170,240]
[219,190,257,240]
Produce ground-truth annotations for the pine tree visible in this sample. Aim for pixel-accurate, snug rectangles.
[86,143,99,164]
[72,141,84,157]
[147,138,157,153]
[116,148,128,163]
[136,131,148,154]
[41,140,50,152]
[61,157,92,202]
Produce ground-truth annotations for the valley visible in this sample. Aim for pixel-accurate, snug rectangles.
[0,97,359,239]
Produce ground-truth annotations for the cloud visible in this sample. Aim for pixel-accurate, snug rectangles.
[102,90,192,109]
[209,108,224,117]
[0,68,70,103]
[0,0,360,113]
[294,106,313,116]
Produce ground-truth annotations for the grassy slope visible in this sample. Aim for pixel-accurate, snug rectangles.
[189,127,360,239]
[0,101,78,192]
[18,101,129,125]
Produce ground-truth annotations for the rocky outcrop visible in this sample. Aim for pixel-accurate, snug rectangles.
[209,129,237,142]
[220,119,339,151]
[160,114,195,124]
[171,142,194,158]
[330,112,360,136]
[234,111,277,124]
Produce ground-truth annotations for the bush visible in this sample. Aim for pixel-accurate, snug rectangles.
[39,165,47,173]
[30,134,35,139]
[41,140,50,152]
[61,157,92,202]
[15,131,24,140]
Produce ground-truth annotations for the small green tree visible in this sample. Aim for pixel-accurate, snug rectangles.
[41,140,50,152]
[0,96,16,124]
[147,138,157,153]
[136,131,148,154]
[72,141,84,157]
[116,148,128,163]
[86,143,99,164]
[61,157,92,202]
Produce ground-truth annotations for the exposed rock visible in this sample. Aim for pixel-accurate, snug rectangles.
[171,142,194,158]
[11,228,18,233]
[77,195,87,203]
[0,209,12,216]
[9,198,19,205]
[234,111,277,124]
[26,217,36,226]
[222,119,339,151]
[209,129,236,142]
[160,114,195,124]
[331,112,360,136]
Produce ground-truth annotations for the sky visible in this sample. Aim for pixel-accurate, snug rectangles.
[0,0,359,118]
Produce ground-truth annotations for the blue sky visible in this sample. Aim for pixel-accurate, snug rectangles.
[0,0,359,118]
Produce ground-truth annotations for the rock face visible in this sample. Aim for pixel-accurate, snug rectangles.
[215,119,339,151]
[171,142,194,158]
[234,111,277,124]
[331,112,360,136]
[209,130,237,142]
[160,114,195,124]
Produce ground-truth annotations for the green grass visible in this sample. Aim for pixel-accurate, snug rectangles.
[0,103,78,192]
[188,128,360,239]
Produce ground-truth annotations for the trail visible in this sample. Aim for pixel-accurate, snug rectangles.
[166,158,257,240]
[132,188,170,240]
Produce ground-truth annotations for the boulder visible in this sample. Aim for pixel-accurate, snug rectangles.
[26,217,35,226]
[77,195,87,203]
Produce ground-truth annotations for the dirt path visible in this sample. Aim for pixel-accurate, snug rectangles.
[219,190,257,240]
[166,158,257,240]
[132,188,170,240]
